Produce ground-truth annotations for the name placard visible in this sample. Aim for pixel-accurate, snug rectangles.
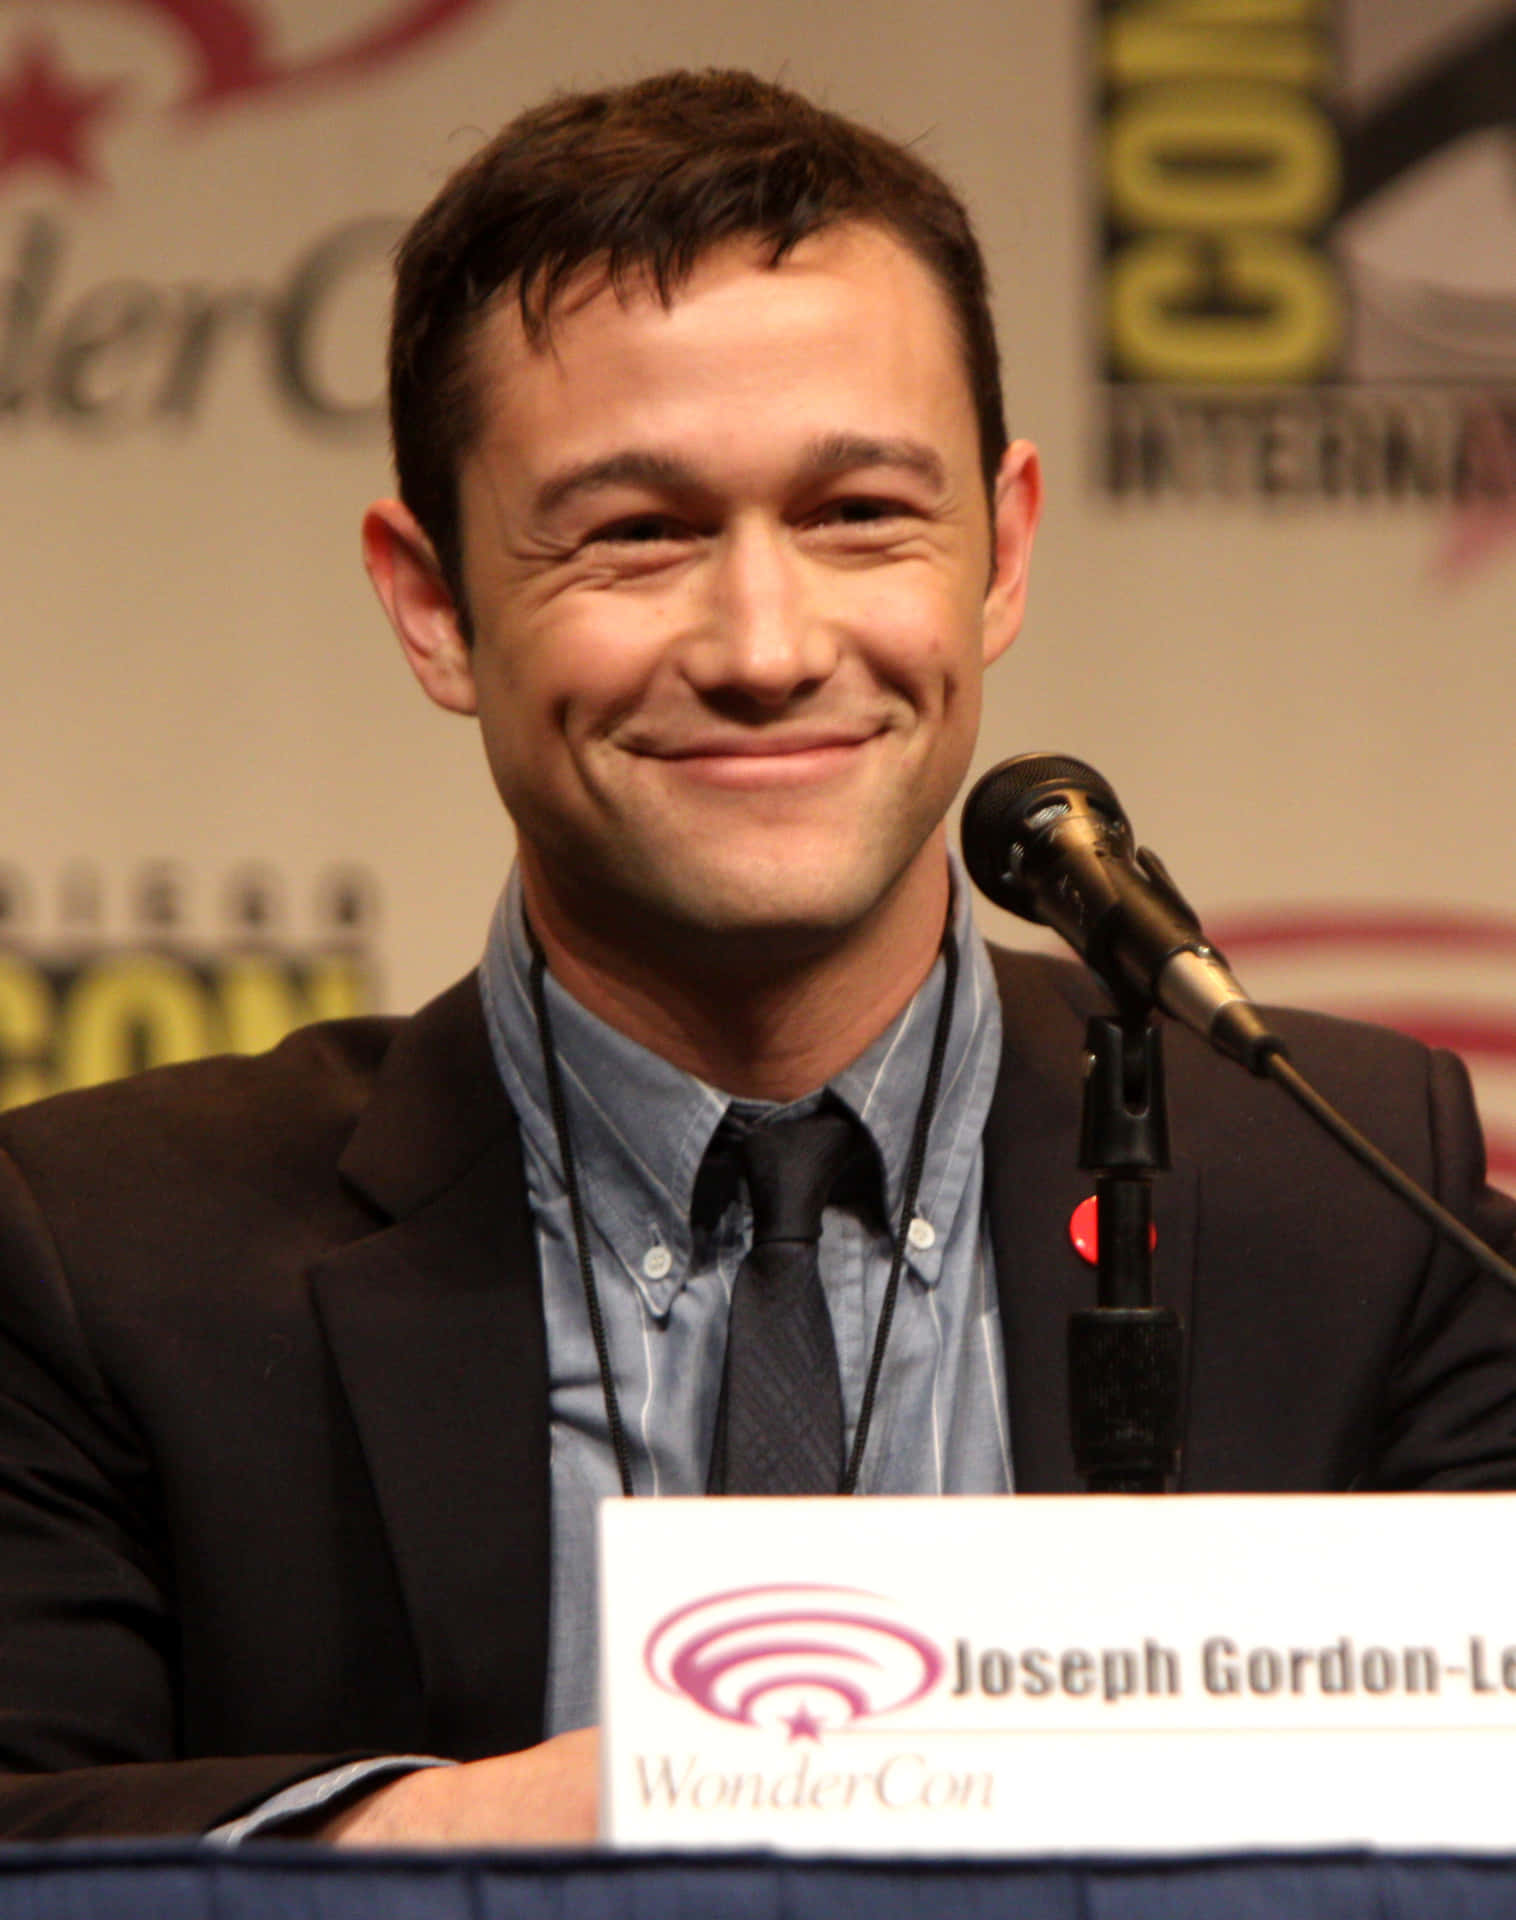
[600,1494,1516,1854]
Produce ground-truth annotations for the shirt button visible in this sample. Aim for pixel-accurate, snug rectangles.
[642,1245,673,1280]
[907,1216,936,1251]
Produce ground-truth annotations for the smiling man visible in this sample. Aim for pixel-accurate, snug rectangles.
[0,70,1513,1847]
[366,215,1036,1095]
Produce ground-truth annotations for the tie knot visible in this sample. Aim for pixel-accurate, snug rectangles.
[735,1107,859,1247]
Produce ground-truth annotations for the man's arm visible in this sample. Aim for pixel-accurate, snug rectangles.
[0,1758,381,1843]
[0,1141,450,1838]
[0,977,570,1841]
[314,1729,599,1845]
[0,1142,363,1836]
[0,1182,590,1844]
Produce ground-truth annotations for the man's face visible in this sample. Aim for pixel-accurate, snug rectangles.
[376,222,1038,963]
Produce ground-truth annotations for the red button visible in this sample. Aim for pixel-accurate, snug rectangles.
[1068,1194,1157,1265]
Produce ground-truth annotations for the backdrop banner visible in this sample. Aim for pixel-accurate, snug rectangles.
[3,1,1513,1185]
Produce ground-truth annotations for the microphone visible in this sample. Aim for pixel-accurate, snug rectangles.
[960,752,1282,1072]
[962,752,1516,1299]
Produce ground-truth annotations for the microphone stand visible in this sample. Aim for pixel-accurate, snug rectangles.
[1069,1014,1185,1493]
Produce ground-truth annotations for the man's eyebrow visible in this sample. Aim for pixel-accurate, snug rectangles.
[800,434,947,493]
[531,435,948,520]
[533,452,698,519]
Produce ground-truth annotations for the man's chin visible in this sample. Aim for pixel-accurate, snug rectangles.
[599,850,937,963]
[640,883,880,948]
[519,817,948,969]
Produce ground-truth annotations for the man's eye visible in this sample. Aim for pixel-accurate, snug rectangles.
[589,514,687,545]
[815,496,909,526]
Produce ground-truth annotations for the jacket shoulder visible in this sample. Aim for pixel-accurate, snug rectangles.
[0,974,498,1245]
[0,1008,402,1188]
[982,938,1446,1086]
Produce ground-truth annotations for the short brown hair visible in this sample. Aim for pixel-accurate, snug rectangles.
[388,69,1007,626]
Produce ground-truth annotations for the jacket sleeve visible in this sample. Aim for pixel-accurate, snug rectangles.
[0,1145,372,1837]
[1358,1044,1516,1489]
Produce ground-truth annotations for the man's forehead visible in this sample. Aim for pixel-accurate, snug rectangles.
[463,220,955,391]
[449,222,990,538]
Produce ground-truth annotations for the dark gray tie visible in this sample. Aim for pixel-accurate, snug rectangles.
[708,1106,857,1495]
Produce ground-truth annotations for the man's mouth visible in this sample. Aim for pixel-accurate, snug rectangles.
[640,731,882,788]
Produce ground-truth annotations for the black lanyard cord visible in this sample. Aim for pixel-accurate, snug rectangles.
[528,937,636,1498]
[842,920,958,1494]
[527,916,960,1499]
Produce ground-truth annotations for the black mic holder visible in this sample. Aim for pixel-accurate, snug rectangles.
[1069,1015,1185,1493]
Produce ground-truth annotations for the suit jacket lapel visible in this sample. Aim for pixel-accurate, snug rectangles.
[310,978,551,1758]
[307,948,1200,1756]
[984,950,1199,1493]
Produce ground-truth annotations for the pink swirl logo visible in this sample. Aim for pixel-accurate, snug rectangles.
[644,1583,944,1744]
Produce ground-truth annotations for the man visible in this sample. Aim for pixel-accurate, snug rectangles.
[1,70,1514,1846]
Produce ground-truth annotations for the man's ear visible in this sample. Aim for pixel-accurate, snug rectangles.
[362,499,479,716]
[981,439,1042,668]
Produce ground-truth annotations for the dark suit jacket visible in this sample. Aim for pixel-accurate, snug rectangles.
[0,950,1513,1838]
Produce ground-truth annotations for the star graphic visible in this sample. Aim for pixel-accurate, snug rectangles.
[1435,400,1516,583]
[782,1703,825,1744]
[1438,499,1516,582]
[0,34,126,189]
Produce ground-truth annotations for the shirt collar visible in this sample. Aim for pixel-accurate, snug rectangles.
[825,869,1001,1287]
[480,872,727,1318]
[478,863,1001,1309]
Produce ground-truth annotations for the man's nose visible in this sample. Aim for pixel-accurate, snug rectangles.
[684,520,839,705]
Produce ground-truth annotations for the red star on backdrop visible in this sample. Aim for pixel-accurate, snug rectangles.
[1437,402,1516,583]
[1438,501,1516,580]
[0,34,125,188]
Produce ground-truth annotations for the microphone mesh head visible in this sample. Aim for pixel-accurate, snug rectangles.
[960,753,1125,916]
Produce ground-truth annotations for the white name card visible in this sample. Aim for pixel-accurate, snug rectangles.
[600,1494,1516,1855]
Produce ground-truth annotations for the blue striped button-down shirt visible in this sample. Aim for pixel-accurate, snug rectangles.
[479,863,1013,1733]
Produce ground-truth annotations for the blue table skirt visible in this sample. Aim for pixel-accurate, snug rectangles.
[2,1845,1516,1919]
